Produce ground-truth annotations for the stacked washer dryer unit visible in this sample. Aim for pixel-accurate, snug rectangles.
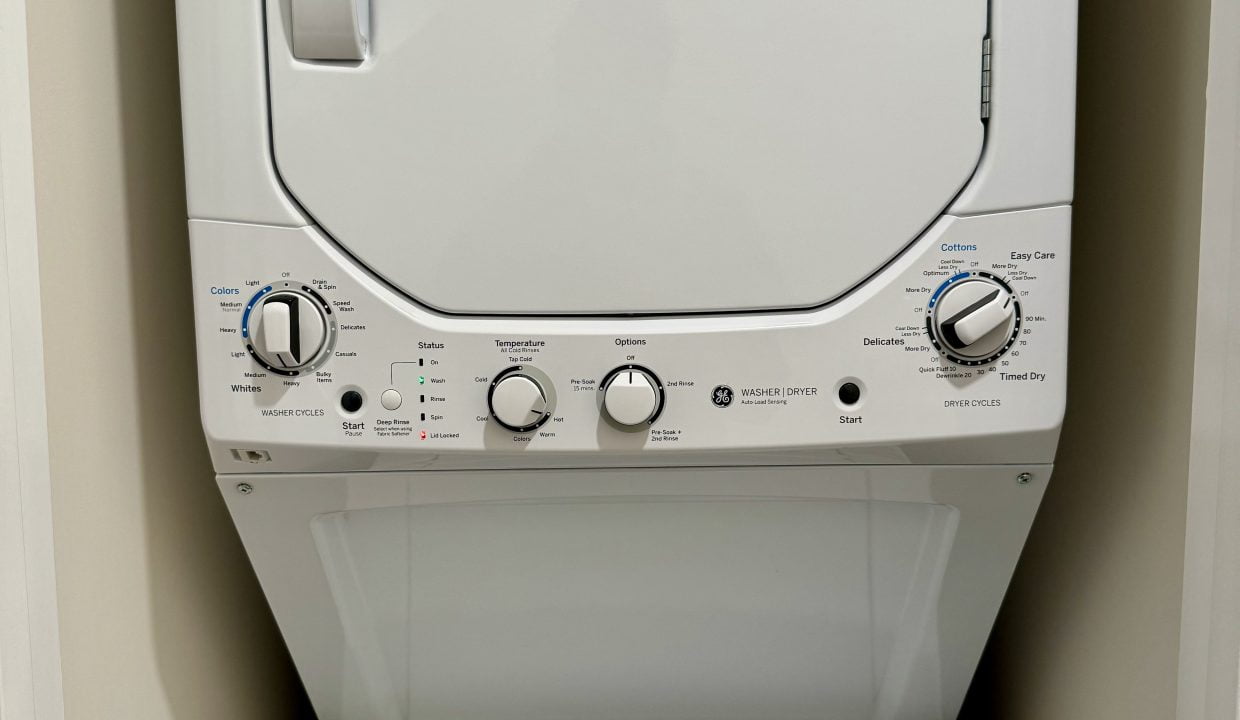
[177,1,1076,718]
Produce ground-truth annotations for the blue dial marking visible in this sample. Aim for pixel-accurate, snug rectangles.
[240,285,273,339]
[928,272,972,308]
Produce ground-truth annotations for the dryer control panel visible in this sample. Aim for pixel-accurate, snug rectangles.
[192,205,1069,473]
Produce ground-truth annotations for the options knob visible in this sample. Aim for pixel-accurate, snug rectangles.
[927,273,1021,366]
[488,367,553,432]
[243,286,335,375]
[600,366,664,430]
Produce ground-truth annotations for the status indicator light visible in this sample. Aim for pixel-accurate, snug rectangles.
[418,376,426,385]
[419,430,427,440]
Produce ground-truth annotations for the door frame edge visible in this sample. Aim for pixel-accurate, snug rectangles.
[0,0,65,718]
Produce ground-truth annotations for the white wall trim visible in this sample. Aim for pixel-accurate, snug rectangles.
[1178,0,1240,716]
[0,0,65,718]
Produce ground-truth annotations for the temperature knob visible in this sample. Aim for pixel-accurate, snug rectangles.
[600,366,665,430]
[488,368,552,432]
[243,286,335,375]
[927,273,1021,366]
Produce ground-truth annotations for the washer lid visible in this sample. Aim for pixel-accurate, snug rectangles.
[267,0,987,315]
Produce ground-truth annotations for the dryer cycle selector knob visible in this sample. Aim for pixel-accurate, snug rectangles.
[242,284,336,376]
[488,367,553,432]
[927,273,1022,366]
[600,366,665,430]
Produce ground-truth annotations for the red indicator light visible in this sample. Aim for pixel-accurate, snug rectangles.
[419,430,427,440]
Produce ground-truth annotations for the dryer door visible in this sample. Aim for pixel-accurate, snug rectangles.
[223,465,1047,720]
[265,1,988,315]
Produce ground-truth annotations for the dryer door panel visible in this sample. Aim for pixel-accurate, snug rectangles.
[265,1,988,315]
[223,465,1047,720]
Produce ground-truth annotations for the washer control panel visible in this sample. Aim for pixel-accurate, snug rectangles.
[191,205,1069,471]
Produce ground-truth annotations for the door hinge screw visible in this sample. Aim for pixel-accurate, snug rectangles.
[236,482,254,495]
[1016,473,1032,485]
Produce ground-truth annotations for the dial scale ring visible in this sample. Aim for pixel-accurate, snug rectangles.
[925,271,1023,367]
[488,365,556,433]
[241,282,338,376]
[598,364,667,431]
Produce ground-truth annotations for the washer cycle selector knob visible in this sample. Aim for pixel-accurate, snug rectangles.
[488,368,552,432]
[242,285,336,376]
[600,366,665,430]
[927,273,1022,366]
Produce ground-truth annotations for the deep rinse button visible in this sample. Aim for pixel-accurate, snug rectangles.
[928,274,1021,366]
[488,368,553,432]
[380,389,402,411]
[242,284,336,375]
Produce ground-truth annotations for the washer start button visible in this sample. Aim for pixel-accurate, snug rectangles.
[340,390,364,413]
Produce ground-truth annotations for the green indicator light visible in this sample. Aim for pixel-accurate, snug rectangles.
[418,376,426,385]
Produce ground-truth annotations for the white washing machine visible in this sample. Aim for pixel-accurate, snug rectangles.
[176,1,1077,718]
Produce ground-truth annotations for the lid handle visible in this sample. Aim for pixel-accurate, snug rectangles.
[291,0,369,61]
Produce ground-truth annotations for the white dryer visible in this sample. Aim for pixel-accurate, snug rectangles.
[176,1,1076,717]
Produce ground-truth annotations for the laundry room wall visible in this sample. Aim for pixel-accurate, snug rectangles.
[962,0,1210,717]
[25,0,308,718]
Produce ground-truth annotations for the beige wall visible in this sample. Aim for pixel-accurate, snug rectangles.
[962,0,1210,716]
[27,1,306,718]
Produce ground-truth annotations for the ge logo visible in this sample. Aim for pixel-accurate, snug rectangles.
[711,385,734,408]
